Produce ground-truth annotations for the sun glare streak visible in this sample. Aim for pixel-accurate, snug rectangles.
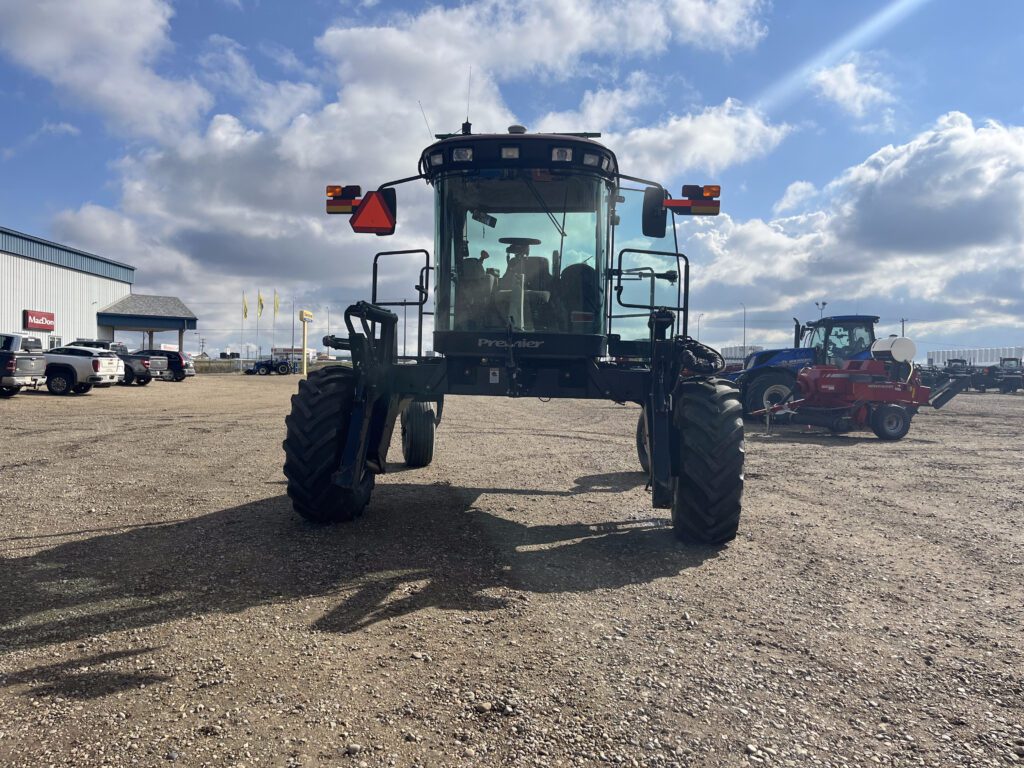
[755,0,934,113]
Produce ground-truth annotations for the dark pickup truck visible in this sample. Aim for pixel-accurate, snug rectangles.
[1,333,46,398]
[71,339,168,385]
[135,349,195,382]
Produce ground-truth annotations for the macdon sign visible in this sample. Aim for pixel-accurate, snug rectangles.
[23,310,55,331]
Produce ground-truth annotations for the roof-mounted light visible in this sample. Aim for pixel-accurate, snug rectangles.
[501,146,520,159]
[551,147,573,162]
[582,153,599,167]
[452,147,473,162]
[429,153,444,166]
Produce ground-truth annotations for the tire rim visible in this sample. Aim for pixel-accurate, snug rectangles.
[51,377,68,394]
[762,383,791,408]
[882,412,902,433]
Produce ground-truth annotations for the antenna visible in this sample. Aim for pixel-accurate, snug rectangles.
[417,100,432,139]
[466,66,473,122]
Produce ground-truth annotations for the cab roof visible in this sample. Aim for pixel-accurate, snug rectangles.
[807,315,880,327]
[419,130,619,181]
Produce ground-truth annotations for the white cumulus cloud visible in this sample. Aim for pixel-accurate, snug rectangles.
[811,53,895,122]
[772,180,817,215]
[0,0,211,143]
[686,112,1024,350]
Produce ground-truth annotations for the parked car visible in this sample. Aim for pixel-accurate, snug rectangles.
[134,349,195,381]
[43,346,120,395]
[0,332,46,397]
[71,339,167,385]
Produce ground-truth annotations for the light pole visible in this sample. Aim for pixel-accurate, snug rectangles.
[740,302,746,359]
[696,312,705,341]
[815,300,828,319]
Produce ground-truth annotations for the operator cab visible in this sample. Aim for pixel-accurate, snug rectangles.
[797,315,879,366]
[422,131,618,358]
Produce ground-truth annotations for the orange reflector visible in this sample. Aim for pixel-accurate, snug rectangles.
[327,199,359,214]
[326,185,343,197]
[350,191,396,234]
[703,185,721,198]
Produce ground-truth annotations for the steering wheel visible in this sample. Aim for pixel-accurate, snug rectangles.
[499,237,541,264]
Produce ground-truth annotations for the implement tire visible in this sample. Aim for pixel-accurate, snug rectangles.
[870,404,911,441]
[401,401,435,468]
[282,366,373,523]
[636,410,650,474]
[672,378,745,546]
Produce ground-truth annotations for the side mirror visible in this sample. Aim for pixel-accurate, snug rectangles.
[641,186,667,239]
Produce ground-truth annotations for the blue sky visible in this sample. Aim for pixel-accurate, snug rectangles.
[1,0,1023,355]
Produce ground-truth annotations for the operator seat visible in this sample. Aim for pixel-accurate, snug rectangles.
[454,250,498,330]
[558,263,601,333]
[501,255,552,293]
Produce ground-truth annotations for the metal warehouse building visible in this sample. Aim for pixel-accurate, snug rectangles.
[928,347,1024,366]
[1,226,196,349]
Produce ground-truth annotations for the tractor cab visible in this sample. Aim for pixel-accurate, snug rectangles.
[426,136,616,357]
[796,315,878,366]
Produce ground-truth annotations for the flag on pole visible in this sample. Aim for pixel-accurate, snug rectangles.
[242,293,248,320]
[273,289,280,320]
[257,290,264,318]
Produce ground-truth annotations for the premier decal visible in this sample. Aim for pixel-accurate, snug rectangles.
[477,338,544,349]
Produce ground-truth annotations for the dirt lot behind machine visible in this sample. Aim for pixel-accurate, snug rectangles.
[1,376,1021,767]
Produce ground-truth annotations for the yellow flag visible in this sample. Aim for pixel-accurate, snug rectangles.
[242,293,248,320]
[273,289,280,320]
[257,290,264,318]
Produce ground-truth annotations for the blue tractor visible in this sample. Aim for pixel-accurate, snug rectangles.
[729,315,879,415]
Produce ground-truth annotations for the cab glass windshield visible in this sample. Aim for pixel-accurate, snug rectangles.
[435,170,609,334]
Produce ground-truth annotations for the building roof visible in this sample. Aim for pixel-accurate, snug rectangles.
[0,225,135,284]
[97,294,198,332]
[99,294,196,319]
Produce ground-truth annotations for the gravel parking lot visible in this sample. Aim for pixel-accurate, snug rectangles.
[1,375,1021,767]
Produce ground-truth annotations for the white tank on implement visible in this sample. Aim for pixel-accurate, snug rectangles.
[871,336,916,363]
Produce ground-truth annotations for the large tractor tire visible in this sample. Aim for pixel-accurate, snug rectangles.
[870,404,911,441]
[636,410,650,474]
[276,362,291,375]
[672,378,744,546]
[743,371,794,416]
[282,366,374,523]
[401,401,435,468]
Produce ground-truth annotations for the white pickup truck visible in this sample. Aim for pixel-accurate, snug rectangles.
[43,345,120,395]
[70,339,168,385]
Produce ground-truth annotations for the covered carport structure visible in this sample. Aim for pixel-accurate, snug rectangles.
[97,294,197,350]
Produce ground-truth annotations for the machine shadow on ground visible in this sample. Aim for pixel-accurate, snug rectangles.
[0,472,719,661]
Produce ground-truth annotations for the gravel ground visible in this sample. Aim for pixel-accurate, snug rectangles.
[1,375,1021,767]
